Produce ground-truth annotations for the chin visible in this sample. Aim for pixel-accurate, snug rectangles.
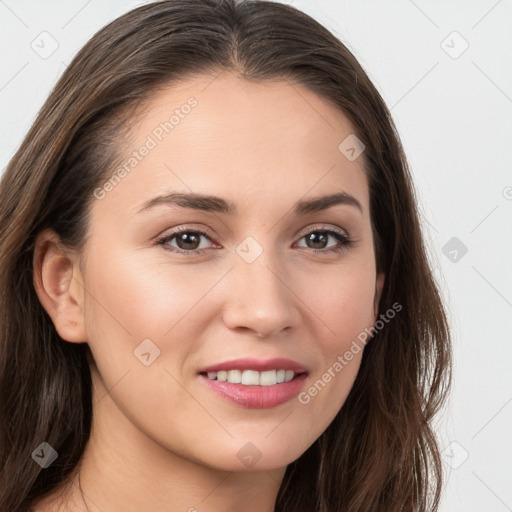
[194,434,314,472]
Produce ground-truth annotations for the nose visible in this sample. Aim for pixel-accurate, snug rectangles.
[222,255,300,339]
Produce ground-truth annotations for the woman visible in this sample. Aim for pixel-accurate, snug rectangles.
[0,0,451,511]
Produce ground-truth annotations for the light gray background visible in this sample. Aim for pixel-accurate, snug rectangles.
[1,1,511,510]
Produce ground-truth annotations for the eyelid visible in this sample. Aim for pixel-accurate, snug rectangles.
[163,224,217,241]
[295,223,349,239]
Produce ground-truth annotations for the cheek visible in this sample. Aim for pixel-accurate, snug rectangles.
[292,260,376,429]
[80,246,212,452]
[82,241,216,340]
[80,242,230,419]
[296,258,377,348]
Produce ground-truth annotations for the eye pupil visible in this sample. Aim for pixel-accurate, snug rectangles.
[307,231,328,249]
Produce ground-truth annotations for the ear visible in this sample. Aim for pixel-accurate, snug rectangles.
[373,271,385,322]
[33,229,87,343]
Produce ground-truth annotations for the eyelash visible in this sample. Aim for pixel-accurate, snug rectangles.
[156,225,354,256]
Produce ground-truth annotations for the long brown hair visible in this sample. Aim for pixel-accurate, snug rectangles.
[0,1,451,510]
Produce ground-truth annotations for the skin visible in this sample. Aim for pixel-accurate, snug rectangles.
[32,71,385,512]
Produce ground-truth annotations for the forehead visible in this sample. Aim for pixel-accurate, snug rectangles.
[96,72,370,219]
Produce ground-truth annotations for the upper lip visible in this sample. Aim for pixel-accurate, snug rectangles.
[198,358,308,374]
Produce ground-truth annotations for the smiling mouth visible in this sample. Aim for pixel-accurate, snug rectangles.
[200,369,303,386]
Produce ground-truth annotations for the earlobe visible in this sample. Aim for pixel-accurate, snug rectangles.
[32,229,87,343]
[373,272,385,322]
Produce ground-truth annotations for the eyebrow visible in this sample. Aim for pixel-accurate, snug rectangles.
[137,190,363,216]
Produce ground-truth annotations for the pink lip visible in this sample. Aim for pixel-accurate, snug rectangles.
[198,357,307,374]
[197,358,308,409]
[200,373,308,409]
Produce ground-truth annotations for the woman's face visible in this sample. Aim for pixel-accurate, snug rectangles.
[70,72,384,471]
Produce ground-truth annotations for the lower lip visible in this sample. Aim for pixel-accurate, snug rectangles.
[199,373,308,409]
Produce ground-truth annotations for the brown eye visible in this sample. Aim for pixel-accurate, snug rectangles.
[296,229,353,254]
[157,228,216,255]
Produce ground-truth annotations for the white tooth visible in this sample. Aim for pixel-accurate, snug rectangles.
[241,370,260,385]
[284,370,295,382]
[260,370,277,386]
[207,372,217,380]
[276,369,285,383]
[217,370,228,382]
[227,369,242,384]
